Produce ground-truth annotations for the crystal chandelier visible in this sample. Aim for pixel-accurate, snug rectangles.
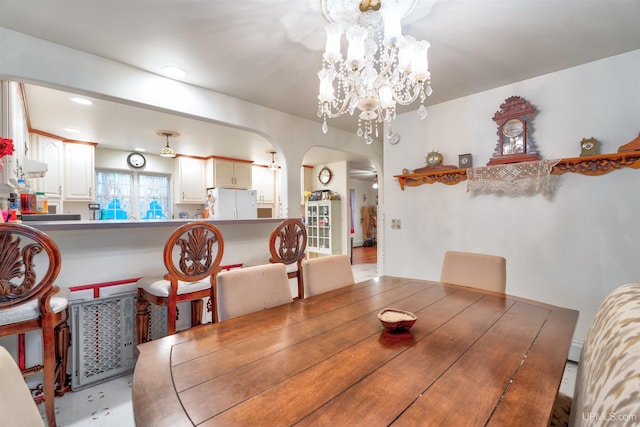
[318,0,432,144]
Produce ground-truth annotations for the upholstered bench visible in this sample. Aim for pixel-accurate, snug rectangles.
[551,283,640,426]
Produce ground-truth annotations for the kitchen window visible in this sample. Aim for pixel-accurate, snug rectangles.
[96,170,170,220]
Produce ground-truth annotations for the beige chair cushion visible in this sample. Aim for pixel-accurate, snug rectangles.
[0,287,69,326]
[137,276,211,297]
[216,263,292,322]
[302,254,355,297]
[570,283,640,427]
[0,346,45,427]
[440,251,506,293]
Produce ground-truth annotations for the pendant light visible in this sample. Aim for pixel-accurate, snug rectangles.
[157,130,179,158]
[268,151,279,170]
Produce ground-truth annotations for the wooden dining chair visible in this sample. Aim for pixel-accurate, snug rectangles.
[0,223,70,427]
[301,254,355,297]
[215,263,292,322]
[136,222,224,343]
[268,218,307,299]
[0,346,45,427]
[439,250,506,293]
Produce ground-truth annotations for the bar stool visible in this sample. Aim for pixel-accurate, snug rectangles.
[0,223,70,427]
[136,222,224,344]
[268,218,307,299]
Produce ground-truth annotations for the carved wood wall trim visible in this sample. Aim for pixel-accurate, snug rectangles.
[395,152,640,190]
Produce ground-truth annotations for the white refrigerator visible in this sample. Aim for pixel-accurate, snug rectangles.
[208,188,257,220]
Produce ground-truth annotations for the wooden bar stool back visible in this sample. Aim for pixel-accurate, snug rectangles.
[268,218,307,299]
[136,222,224,344]
[0,223,69,427]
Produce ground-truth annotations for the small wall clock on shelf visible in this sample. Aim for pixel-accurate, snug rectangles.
[580,137,599,156]
[487,96,541,166]
[414,150,457,173]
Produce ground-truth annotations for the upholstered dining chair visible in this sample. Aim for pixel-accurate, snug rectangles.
[136,222,224,344]
[215,263,292,322]
[0,346,45,427]
[301,254,355,297]
[550,283,640,427]
[439,250,506,293]
[0,223,70,427]
[268,218,307,299]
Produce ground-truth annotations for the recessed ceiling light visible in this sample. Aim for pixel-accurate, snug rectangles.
[161,66,186,79]
[64,128,81,133]
[70,97,93,105]
[134,148,146,152]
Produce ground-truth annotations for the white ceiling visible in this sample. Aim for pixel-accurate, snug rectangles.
[2,0,640,175]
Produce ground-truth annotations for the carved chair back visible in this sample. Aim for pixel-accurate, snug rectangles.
[0,223,61,311]
[163,221,225,285]
[0,223,64,427]
[268,218,307,299]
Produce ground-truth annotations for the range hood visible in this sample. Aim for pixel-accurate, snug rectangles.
[23,158,48,178]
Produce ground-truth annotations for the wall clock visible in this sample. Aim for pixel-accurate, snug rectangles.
[487,96,540,166]
[318,166,332,185]
[580,137,599,156]
[127,152,146,169]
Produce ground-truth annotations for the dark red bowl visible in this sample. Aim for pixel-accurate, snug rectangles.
[378,308,417,332]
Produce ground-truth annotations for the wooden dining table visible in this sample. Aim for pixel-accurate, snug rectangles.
[132,276,578,426]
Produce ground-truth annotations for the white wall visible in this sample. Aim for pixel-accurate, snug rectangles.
[384,49,640,346]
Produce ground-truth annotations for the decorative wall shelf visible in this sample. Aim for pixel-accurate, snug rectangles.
[395,151,640,190]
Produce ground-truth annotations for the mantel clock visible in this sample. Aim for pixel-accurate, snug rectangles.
[487,96,541,166]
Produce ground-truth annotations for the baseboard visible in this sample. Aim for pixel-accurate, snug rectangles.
[568,339,583,363]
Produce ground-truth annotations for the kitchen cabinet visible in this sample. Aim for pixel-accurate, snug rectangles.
[253,165,277,204]
[64,142,95,201]
[210,158,252,189]
[175,156,206,203]
[35,135,64,204]
[0,81,27,192]
[305,200,341,255]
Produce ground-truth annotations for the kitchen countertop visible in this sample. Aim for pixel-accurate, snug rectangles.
[21,217,284,232]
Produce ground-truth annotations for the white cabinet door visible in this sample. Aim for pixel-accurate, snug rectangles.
[36,136,64,200]
[214,159,235,188]
[64,143,94,200]
[213,159,252,189]
[176,156,206,203]
[253,166,275,204]
[233,161,252,189]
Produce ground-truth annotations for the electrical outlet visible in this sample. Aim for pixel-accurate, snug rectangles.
[391,219,401,229]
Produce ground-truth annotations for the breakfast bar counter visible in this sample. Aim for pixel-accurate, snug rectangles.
[23,218,284,291]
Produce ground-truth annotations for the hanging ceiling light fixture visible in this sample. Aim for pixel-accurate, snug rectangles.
[157,130,179,158]
[268,151,279,170]
[317,0,432,144]
[372,174,379,189]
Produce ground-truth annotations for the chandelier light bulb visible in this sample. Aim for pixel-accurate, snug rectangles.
[318,0,431,142]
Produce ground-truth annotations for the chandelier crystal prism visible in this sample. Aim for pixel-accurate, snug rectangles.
[318,0,432,142]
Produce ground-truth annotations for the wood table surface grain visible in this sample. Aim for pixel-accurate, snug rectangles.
[132,276,578,426]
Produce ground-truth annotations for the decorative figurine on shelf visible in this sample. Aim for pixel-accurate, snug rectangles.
[580,137,599,156]
[487,96,541,166]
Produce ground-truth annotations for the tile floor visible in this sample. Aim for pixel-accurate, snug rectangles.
[44,263,579,426]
